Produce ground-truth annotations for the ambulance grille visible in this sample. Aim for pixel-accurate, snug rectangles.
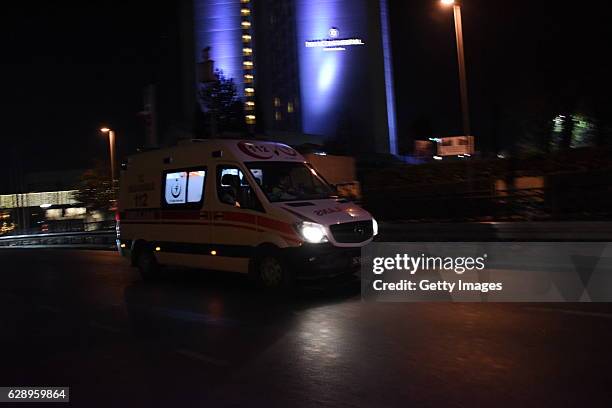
[329,221,373,243]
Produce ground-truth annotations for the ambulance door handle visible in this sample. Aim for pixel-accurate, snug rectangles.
[213,212,224,221]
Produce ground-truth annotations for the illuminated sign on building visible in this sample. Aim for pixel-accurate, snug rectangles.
[304,27,365,51]
[191,0,398,154]
[437,136,475,157]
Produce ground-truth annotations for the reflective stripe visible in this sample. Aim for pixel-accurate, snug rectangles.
[257,216,295,236]
[122,209,302,244]
[222,211,257,225]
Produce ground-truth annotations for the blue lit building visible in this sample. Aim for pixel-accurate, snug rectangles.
[184,0,397,154]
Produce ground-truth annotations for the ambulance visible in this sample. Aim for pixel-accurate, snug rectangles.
[116,139,378,289]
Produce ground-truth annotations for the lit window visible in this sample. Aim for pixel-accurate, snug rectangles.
[165,171,187,204]
[241,0,249,3]
[245,87,255,96]
[187,171,206,203]
[242,34,252,42]
[164,169,206,205]
[275,111,282,121]
[245,101,255,110]
[217,166,262,211]
[246,115,256,125]
[243,60,254,69]
[244,74,254,83]
[241,21,251,29]
[287,102,294,113]
[243,47,253,56]
[241,8,250,16]
[273,97,281,107]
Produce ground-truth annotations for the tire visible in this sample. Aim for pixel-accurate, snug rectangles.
[254,252,294,291]
[136,245,160,281]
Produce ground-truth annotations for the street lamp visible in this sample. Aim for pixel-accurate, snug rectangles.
[441,0,471,137]
[100,127,117,185]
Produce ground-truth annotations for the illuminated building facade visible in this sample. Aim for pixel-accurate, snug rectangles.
[187,0,397,154]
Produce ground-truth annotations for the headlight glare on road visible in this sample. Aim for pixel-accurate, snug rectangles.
[372,218,379,236]
[296,221,328,244]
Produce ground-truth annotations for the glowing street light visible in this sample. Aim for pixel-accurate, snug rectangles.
[441,0,471,137]
[100,127,117,184]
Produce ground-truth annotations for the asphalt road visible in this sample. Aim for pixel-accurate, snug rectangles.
[1,249,612,407]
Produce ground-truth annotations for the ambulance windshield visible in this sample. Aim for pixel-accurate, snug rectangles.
[245,162,336,203]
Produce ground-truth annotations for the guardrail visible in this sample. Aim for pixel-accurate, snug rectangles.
[0,230,116,249]
[1,222,611,251]
[2,220,117,237]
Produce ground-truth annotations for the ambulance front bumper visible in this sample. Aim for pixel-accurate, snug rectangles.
[283,244,362,280]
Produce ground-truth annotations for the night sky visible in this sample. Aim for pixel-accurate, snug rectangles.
[1,0,176,191]
[2,0,611,192]
[391,0,612,152]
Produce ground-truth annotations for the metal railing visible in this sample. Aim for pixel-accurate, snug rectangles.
[0,220,116,237]
[0,230,116,249]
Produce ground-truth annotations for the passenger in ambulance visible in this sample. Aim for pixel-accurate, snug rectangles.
[269,174,298,201]
[220,174,242,208]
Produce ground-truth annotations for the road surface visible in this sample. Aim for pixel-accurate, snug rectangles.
[1,249,611,407]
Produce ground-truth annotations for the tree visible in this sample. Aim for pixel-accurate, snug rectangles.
[74,162,115,212]
[197,70,246,137]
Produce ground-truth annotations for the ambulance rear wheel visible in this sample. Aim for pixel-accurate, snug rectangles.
[137,246,160,281]
[256,254,294,291]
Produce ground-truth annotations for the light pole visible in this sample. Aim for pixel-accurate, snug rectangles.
[441,0,471,137]
[100,127,117,185]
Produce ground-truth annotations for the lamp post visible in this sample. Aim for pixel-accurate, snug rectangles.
[100,127,117,185]
[441,0,471,137]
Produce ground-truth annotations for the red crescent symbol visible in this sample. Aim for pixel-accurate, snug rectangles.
[276,144,298,156]
[237,141,274,159]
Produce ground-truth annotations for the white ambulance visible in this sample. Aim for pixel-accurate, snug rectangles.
[117,139,378,289]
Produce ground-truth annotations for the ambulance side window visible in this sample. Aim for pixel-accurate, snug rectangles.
[163,168,207,207]
[217,166,263,212]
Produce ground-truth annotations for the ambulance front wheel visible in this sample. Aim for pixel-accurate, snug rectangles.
[136,245,161,281]
[254,253,295,291]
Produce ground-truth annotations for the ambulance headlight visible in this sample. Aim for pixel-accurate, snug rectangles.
[296,221,328,244]
[372,218,379,236]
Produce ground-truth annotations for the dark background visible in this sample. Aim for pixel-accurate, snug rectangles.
[391,0,612,153]
[1,0,611,191]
